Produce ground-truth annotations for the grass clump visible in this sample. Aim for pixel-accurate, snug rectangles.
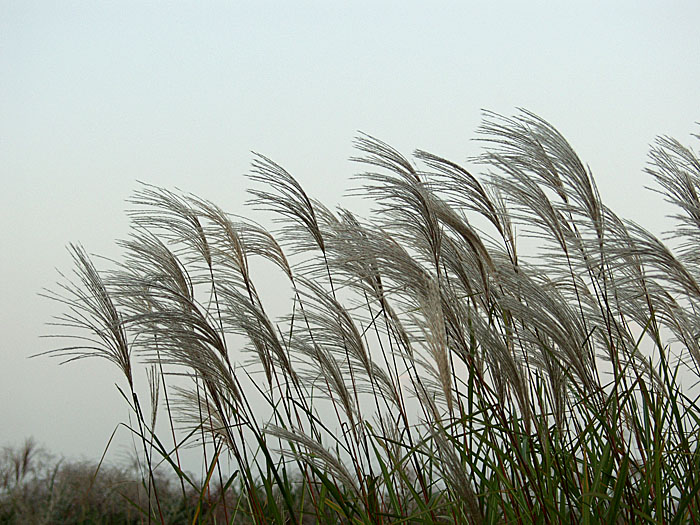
[37,110,700,523]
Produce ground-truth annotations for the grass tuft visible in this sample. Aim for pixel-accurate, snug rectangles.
[31,110,700,523]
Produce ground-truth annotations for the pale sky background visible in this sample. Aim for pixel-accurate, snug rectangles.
[2,1,700,467]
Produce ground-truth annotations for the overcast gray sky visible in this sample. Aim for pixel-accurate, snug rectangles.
[2,1,700,465]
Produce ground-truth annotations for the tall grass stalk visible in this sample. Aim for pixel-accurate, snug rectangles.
[38,111,700,523]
